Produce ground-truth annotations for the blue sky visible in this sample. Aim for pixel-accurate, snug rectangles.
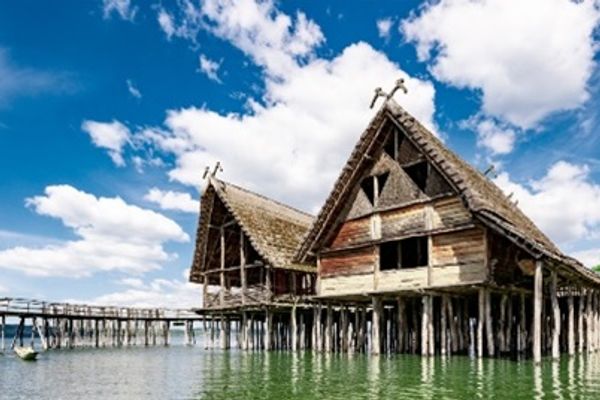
[0,0,599,307]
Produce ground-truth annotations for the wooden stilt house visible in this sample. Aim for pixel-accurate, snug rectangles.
[190,177,316,310]
[190,97,600,361]
[293,99,600,360]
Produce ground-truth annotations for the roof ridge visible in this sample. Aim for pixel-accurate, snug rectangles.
[212,177,315,220]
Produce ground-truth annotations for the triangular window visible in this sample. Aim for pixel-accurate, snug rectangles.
[403,161,428,192]
[360,172,389,206]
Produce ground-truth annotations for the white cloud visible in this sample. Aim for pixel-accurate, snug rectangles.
[198,54,222,83]
[0,185,188,277]
[141,43,436,212]
[495,161,600,249]
[571,249,600,269]
[157,9,176,39]
[144,187,198,213]
[376,17,393,40]
[118,277,145,288]
[135,1,436,212]
[102,0,137,21]
[126,79,142,98]
[0,48,73,105]
[82,120,131,166]
[401,0,600,129]
[80,272,200,308]
[462,117,516,155]
[160,0,325,78]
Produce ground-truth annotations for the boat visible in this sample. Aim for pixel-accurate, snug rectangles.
[14,346,38,361]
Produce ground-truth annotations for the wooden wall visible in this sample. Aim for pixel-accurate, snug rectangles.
[318,226,488,297]
[329,196,472,251]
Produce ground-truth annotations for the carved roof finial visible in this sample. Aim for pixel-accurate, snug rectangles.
[369,78,409,109]
[203,161,223,181]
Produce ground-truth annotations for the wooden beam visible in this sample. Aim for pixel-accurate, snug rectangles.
[240,230,247,306]
[568,295,575,356]
[477,288,484,358]
[551,271,560,360]
[533,260,543,364]
[372,297,382,355]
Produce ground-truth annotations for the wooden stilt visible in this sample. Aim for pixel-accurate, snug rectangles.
[421,296,429,356]
[291,304,298,351]
[341,306,348,352]
[265,309,273,350]
[578,292,585,354]
[477,289,484,358]
[485,290,494,357]
[533,259,543,364]
[1,315,4,353]
[568,295,575,356]
[441,296,447,356]
[397,297,405,354]
[550,271,560,360]
[372,297,382,355]
[428,296,434,356]
[325,304,333,352]
[448,297,458,354]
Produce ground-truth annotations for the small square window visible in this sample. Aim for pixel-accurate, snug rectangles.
[379,236,429,270]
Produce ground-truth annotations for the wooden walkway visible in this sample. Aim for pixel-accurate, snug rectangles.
[0,297,204,351]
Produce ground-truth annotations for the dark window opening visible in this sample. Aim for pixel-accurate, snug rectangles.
[403,161,429,192]
[384,129,403,159]
[360,172,390,206]
[361,176,375,205]
[379,236,429,270]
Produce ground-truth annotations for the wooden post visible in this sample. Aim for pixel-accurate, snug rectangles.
[428,296,434,356]
[1,315,4,353]
[220,227,226,307]
[441,296,448,356]
[550,271,560,360]
[578,292,585,354]
[312,306,319,352]
[220,316,227,349]
[533,260,543,364]
[291,304,298,351]
[341,306,348,352]
[325,304,333,352]
[240,230,247,305]
[498,294,507,353]
[397,297,405,353]
[372,298,382,355]
[448,297,458,354]
[485,290,494,357]
[477,289,484,358]
[568,295,575,356]
[421,296,429,356]
[265,309,272,350]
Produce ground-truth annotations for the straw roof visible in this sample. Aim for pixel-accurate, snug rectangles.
[190,178,314,283]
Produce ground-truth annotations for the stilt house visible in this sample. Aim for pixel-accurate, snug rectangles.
[190,97,600,361]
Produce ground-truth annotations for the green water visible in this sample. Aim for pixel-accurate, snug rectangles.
[2,340,600,399]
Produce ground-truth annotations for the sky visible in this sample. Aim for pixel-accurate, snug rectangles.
[0,0,600,308]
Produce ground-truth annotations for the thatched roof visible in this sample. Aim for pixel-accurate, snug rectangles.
[189,177,314,283]
[295,99,599,285]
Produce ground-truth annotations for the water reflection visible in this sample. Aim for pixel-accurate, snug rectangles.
[4,338,600,400]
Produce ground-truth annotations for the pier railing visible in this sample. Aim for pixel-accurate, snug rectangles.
[0,297,202,321]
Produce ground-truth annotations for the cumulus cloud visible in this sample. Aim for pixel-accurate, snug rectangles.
[376,17,394,40]
[198,54,222,82]
[571,249,600,269]
[495,161,600,250]
[0,185,189,277]
[82,120,131,166]
[462,116,516,155]
[126,79,142,98]
[139,43,435,212]
[127,1,437,212]
[144,187,198,213]
[402,0,600,129]
[102,0,137,21]
[80,270,200,308]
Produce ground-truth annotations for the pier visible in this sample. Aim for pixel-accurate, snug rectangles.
[0,297,203,351]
